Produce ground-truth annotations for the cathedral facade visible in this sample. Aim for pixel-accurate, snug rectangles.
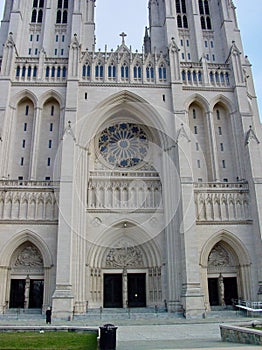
[0,0,262,319]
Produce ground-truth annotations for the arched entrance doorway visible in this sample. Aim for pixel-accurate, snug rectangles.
[9,243,44,310]
[207,242,239,308]
[200,232,252,311]
[88,224,162,309]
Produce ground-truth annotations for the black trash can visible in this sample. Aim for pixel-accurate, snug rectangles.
[99,324,118,350]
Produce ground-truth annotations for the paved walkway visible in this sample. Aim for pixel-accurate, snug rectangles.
[0,314,261,349]
[116,323,261,349]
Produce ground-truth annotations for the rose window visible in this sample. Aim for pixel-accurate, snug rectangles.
[98,123,149,168]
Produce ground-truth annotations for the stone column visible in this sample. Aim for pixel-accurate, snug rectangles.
[123,268,128,308]
[24,275,30,309]
[218,274,225,306]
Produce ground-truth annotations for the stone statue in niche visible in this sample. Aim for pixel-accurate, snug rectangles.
[208,244,230,267]
[106,246,143,268]
[14,245,43,267]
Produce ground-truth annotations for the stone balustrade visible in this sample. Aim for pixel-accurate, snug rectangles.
[194,182,251,223]
[87,171,162,211]
[0,181,59,221]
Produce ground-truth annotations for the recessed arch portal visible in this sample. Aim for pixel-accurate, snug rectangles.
[0,230,53,311]
[200,231,251,310]
[87,221,163,308]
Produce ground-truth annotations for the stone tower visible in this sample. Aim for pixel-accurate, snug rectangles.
[0,0,261,320]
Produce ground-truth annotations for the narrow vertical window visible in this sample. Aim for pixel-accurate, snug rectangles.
[47,157,51,166]
[220,143,224,151]
[50,123,53,132]
[194,126,198,134]
[193,109,196,119]
[22,140,26,148]
[25,105,29,116]
[218,127,222,135]
[176,0,188,28]
[197,160,201,168]
[48,140,52,148]
[24,123,27,132]
[51,106,54,116]
[20,157,24,166]
[222,160,226,168]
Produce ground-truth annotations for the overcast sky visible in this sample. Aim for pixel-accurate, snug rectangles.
[0,1,261,116]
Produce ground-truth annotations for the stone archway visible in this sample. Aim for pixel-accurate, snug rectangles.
[207,242,239,308]
[87,224,162,309]
[0,231,53,314]
[200,231,252,311]
[8,242,44,310]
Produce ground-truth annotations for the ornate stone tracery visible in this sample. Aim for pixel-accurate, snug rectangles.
[98,123,149,169]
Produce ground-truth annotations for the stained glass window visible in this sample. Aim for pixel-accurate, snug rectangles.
[98,123,149,168]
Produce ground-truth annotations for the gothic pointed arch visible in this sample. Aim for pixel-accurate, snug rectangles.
[88,220,161,267]
[0,230,53,268]
[187,96,211,181]
[200,230,251,267]
[39,90,64,109]
[10,90,38,109]
[209,95,233,114]
[77,90,169,150]
[184,93,209,112]
[200,230,252,307]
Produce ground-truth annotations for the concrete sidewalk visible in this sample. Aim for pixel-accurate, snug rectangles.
[0,314,261,349]
[116,323,261,349]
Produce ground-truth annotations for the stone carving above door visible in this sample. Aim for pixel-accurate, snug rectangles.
[105,246,143,268]
[14,244,43,268]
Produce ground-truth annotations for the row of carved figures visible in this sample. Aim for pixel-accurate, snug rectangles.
[195,192,250,221]
[87,182,162,210]
[0,191,58,220]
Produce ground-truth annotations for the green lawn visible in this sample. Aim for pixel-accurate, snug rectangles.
[0,332,97,349]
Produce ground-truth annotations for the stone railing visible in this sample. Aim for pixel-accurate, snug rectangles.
[87,171,162,211]
[14,58,68,83]
[207,63,231,87]
[194,182,251,223]
[181,62,231,87]
[0,180,59,221]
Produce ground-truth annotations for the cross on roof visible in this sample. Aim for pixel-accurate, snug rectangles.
[120,32,127,45]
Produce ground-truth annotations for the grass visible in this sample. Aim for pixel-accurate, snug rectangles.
[0,332,97,349]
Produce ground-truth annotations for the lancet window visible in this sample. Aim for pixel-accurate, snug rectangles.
[199,0,212,30]
[31,0,44,23]
[176,0,188,28]
[56,0,68,24]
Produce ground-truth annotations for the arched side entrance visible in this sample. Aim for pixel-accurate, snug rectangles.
[87,223,162,309]
[9,243,44,309]
[200,231,251,311]
[207,242,239,307]
[0,231,53,314]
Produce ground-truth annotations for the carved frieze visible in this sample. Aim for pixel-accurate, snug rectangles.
[105,246,143,268]
[208,244,230,267]
[14,244,43,268]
